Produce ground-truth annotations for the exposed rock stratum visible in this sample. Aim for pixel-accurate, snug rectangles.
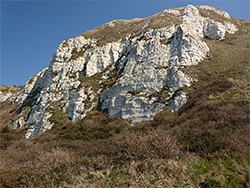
[1,5,239,138]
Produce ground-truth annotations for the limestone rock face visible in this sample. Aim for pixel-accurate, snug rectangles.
[9,5,238,138]
[0,91,17,103]
[100,24,207,123]
[0,86,22,103]
[198,5,231,19]
[11,117,25,129]
[203,20,237,40]
[162,9,180,16]
[204,20,226,40]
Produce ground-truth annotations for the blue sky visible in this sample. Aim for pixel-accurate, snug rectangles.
[1,0,249,86]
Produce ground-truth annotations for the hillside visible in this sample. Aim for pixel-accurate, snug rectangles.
[0,5,250,187]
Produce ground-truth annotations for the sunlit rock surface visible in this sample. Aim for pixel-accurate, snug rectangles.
[8,5,237,138]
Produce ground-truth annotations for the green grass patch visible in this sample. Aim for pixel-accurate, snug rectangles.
[188,157,250,187]
[48,108,68,125]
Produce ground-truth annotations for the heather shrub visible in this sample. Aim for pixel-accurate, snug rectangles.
[49,112,128,142]
[174,98,249,157]
[61,157,192,187]
[0,144,74,187]
[178,80,233,115]
[215,103,249,129]
[124,129,181,160]
[0,128,26,150]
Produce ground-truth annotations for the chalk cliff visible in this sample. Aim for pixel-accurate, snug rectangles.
[4,5,239,138]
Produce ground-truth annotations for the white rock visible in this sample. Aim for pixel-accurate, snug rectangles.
[85,42,123,77]
[100,23,208,123]
[25,107,53,139]
[0,91,17,103]
[12,117,25,129]
[169,92,188,111]
[17,67,50,105]
[204,19,226,40]
[108,20,116,28]
[141,23,149,30]
[181,5,205,38]
[162,9,181,16]
[198,5,231,19]
[223,21,238,34]
[13,4,238,137]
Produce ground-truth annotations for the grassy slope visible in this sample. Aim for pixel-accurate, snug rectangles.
[0,86,23,130]
[79,11,182,46]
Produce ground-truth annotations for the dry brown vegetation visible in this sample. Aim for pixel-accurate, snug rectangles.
[0,102,19,130]
[1,88,249,187]
[0,86,23,130]
[1,77,249,187]
[0,85,23,94]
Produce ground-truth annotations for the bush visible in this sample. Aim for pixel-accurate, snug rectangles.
[0,145,74,187]
[124,129,182,160]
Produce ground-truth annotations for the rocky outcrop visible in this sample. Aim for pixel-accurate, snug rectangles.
[100,25,208,123]
[0,85,22,103]
[9,5,238,138]
[162,9,180,16]
[11,117,25,129]
[0,91,16,103]
[198,5,231,19]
